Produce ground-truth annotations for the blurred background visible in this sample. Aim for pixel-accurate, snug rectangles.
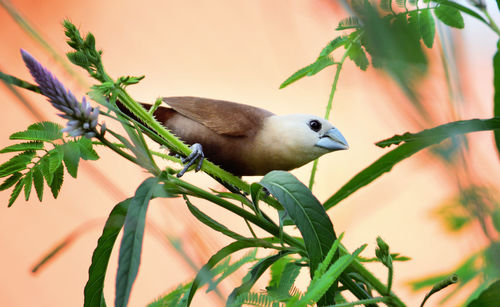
[1,0,499,306]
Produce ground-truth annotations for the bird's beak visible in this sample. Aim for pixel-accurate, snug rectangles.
[315,127,349,151]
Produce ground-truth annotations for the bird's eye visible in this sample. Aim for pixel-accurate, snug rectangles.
[308,119,322,132]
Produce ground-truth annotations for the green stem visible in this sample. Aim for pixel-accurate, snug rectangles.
[94,133,141,168]
[169,176,306,252]
[342,245,406,307]
[327,296,392,307]
[115,89,250,192]
[387,264,394,294]
[309,52,349,190]
[483,9,500,36]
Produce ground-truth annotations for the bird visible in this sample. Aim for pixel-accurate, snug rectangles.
[118,96,348,177]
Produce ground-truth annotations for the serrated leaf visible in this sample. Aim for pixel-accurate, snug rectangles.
[10,122,63,142]
[347,41,369,71]
[78,137,99,160]
[0,151,36,178]
[318,36,349,59]
[260,171,338,305]
[0,142,44,153]
[297,246,366,306]
[115,177,160,307]
[0,172,23,191]
[227,252,291,305]
[48,148,64,173]
[24,171,33,201]
[185,240,276,306]
[280,57,335,89]
[33,165,44,201]
[84,199,131,307]
[50,164,64,198]
[62,141,81,178]
[147,283,191,307]
[434,4,464,29]
[336,16,361,30]
[207,249,258,292]
[420,9,436,48]
[267,262,301,299]
[8,179,24,207]
[40,155,54,186]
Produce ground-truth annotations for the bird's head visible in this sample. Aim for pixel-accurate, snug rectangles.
[256,114,348,168]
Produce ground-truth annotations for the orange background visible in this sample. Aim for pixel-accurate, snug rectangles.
[0,1,499,306]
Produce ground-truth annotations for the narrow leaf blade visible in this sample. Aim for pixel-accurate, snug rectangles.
[8,179,24,207]
[84,199,131,307]
[115,177,160,307]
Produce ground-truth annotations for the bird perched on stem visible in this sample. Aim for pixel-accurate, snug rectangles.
[119,97,348,177]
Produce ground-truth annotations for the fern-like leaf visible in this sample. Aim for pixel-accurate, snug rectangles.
[8,180,24,207]
[318,36,349,58]
[10,122,63,142]
[50,164,64,198]
[33,165,44,201]
[0,172,23,191]
[24,171,33,201]
[234,292,276,307]
[0,151,36,178]
[207,249,258,292]
[0,141,44,153]
[336,16,361,30]
[347,41,369,71]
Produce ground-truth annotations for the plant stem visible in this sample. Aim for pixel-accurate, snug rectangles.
[483,8,500,36]
[341,245,406,307]
[169,176,306,252]
[327,296,392,307]
[309,52,348,190]
[94,133,141,169]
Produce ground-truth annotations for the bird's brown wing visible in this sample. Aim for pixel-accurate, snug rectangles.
[162,96,274,137]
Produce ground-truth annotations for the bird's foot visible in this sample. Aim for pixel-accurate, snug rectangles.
[177,143,205,177]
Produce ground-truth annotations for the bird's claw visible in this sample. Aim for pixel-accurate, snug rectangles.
[177,143,204,177]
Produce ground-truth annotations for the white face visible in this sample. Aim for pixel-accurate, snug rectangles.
[255,114,346,167]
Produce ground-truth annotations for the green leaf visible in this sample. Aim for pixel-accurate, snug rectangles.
[494,41,500,159]
[267,261,301,300]
[434,4,464,29]
[324,118,500,210]
[147,283,191,307]
[10,122,63,142]
[49,148,64,173]
[419,9,436,48]
[0,141,43,153]
[185,240,275,306]
[33,165,44,201]
[433,0,488,26]
[185,196,247,241]
[115,177,160,307]
[336,16,361,30]
[62,141,81,178]
[260,171,338,305]
[318,36,349,59]
[50,164,64,198]
[0,151,36,178]
[0,172,23,191]
[267,256,292,290]
[376,118,500,148]
[8,179,24,207]
[84,199,130,307]
[207,249,258,292]
[280,57,335,89]
[468,280,500,307]
[295,246,366,307]
[40,155,54,186]
[227,252,291,306]
[347,41,369,71]
[78,137,99,160]
[24,171,33,201]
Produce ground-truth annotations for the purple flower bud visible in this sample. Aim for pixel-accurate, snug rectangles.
[21,49,105,138]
